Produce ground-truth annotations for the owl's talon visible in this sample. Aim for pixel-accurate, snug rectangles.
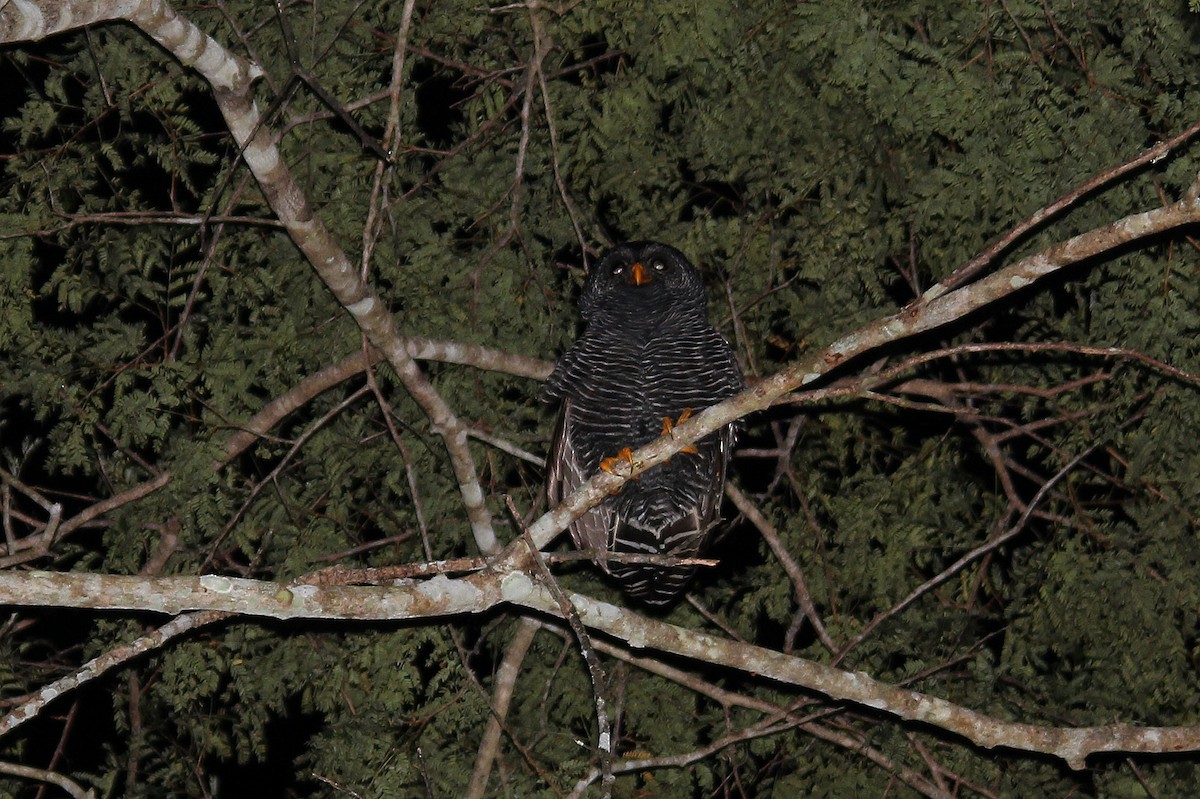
[661,409,699,455]
[600,447,637,478]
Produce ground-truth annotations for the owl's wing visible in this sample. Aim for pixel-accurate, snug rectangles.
[695,423,735,542]
[547,398,615,573]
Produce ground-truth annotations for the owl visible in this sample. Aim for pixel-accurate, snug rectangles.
[545,241,744,606]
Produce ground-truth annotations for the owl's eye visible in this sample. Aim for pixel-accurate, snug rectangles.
[652,260,666,271]
[611,265,624,276]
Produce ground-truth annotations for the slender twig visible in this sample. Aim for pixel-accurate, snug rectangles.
[530,3,590,256]
[0,611,230,738]
[202,385,373,570]
[576,636,956,799]
[725,483,836,653]
[832,429,1114,666]
[508,495,613,798]
[924,116,1200,301]
[466,618,541,799]
[360,0,417,279]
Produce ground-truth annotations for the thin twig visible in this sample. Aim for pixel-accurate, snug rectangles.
[832,428,1115,666]
[0,611,230,738]
[725,483,835,653]
[507,495,613,798]
[466,618,541,799]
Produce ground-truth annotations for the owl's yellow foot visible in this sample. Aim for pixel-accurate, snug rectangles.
[661,408,699,455]
[600,447,637,478]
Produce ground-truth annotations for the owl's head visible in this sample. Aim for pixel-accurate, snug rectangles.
[580,241,708,323]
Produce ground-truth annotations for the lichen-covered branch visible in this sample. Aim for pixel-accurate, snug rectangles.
[0,607,229,738]
[2,568,1198,769]
[520,176,1200,555]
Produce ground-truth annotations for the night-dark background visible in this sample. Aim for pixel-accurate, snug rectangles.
[3,1,1200,796]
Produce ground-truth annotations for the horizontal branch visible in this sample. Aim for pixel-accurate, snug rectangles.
[2,568,1197,769]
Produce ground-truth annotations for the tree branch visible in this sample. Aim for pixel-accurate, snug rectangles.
[0,0,502,555]
[2,568,1199,769]
[466,618,541,799]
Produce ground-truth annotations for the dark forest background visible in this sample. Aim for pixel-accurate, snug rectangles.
[3,0,1200,796]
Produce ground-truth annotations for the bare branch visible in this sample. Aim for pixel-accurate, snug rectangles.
[926,117,1200,300]
[3,568,1200,769]
[0,760,95,799]
[725,483,835,654]
[511,495,613,797]
[0,608,230,738]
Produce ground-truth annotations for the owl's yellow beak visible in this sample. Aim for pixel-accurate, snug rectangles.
[629,262,652,286]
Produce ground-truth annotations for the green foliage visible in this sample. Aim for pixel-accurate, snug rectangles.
[3,0,1200,796]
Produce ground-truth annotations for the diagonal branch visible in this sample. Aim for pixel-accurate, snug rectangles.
[465,617,542,799]
[516,170,1200,556]
[0,0,501,555]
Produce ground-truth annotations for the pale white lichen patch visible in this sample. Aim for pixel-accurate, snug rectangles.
[12,1,45,40]
[416,573,479,608]
[158,17,188,53]
[923,697,954,723]
[194,40,225,81]
[187,34,238,89]
[416,573,452,598]
[199,575,234,593]
[577,596,622,625]
[624,628,648,649]
[210,50,244,89]
[460,481,484,507]
[1059,738,1088,771]
[828,338,855,356]
[1009,275,1032,289]
[500,571,535,602]
[882,318,908,338]
[225,109,259,145]
[289,584,319,601]
[241,139,279,175]
[346,296,375,317]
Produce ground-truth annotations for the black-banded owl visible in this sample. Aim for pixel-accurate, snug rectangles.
[545,241,745,606]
